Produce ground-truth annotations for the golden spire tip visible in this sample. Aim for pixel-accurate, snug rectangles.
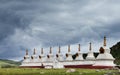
[104,36,106,46]
[68,45,70,52]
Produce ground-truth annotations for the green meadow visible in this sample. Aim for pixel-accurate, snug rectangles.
[0,59,120,75]
[0,68,119,75]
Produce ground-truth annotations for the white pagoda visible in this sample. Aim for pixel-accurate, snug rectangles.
[75,44,84,60]
[30,49,38,63]
[39,48,46,62]
[74,44,84,65]
[46,47,54,62]
[94,36,115,67]
[43,47,54,68]
[85,42,95,64]
[56,46,64,61]
[21,49,30,67]
[65,45,73,61]
[23,49,30,62]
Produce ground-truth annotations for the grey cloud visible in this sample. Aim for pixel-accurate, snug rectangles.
[0,9,30,41]
[0,0,120,60]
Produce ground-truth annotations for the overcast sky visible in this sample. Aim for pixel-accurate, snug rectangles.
[0,0,120,61]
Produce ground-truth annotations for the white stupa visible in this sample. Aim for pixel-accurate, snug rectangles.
[29,48,41,67]
[20,49,30,66]
[85,42,95,64]
[23,49,30,63]
[75,44,84,60]
[39,48,46,62]
[54,46,64,68]
[56,46,64,61]
[46,47,54,62]
[30,49,38,62]
[65,45,73,61]
[44,47,54,68]
[94,36,115,67]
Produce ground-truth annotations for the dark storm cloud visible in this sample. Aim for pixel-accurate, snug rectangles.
[0,0,33,59]
[0,0,120,60]
[0,9,30,41]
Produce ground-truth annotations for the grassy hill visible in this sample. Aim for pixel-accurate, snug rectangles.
[0,59,21,68]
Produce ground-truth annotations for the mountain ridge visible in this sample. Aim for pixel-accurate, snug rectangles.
[0,59,21,68]
[110,41,120,65]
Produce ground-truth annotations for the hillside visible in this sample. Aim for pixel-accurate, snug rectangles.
[0,59,21,68]
[110,42,120,65]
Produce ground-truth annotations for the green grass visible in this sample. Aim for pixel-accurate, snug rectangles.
[0,68,119,75]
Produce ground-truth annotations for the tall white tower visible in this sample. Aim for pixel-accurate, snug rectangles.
[39,48,46,62]
[31,48,38,62]
[20,49,31,67]
[65,45,73,61]
[85,42,95,64]
[75,44,84,60]
[46,47,54,62]
[56,46,64,61]
[23,49,30,63]
[94,36,115,67]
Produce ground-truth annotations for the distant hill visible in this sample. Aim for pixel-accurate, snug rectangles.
[0,59,21,68]
[110,42,120,65]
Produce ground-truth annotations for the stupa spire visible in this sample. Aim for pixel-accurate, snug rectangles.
[50,47,52,54]
[41,48,43,54]
[89,42,92,51]
[26,49,28,55]
[104,36,106,47]
[78,44,80,51]
[68,45,70,52]
[58,46,61,53]
[33,48,36,55]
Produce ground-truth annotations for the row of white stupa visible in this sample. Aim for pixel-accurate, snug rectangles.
[20,37,116,68]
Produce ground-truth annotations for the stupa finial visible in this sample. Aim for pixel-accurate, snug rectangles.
[33,48,36,55]
[78,44,80,51]
[50,47,52,54]
[26,49,28,55]
[41,48,43,54]
[104,36,106,47]
[58,46,61,53]
[89,42,92,51]
[68,45,70,52]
